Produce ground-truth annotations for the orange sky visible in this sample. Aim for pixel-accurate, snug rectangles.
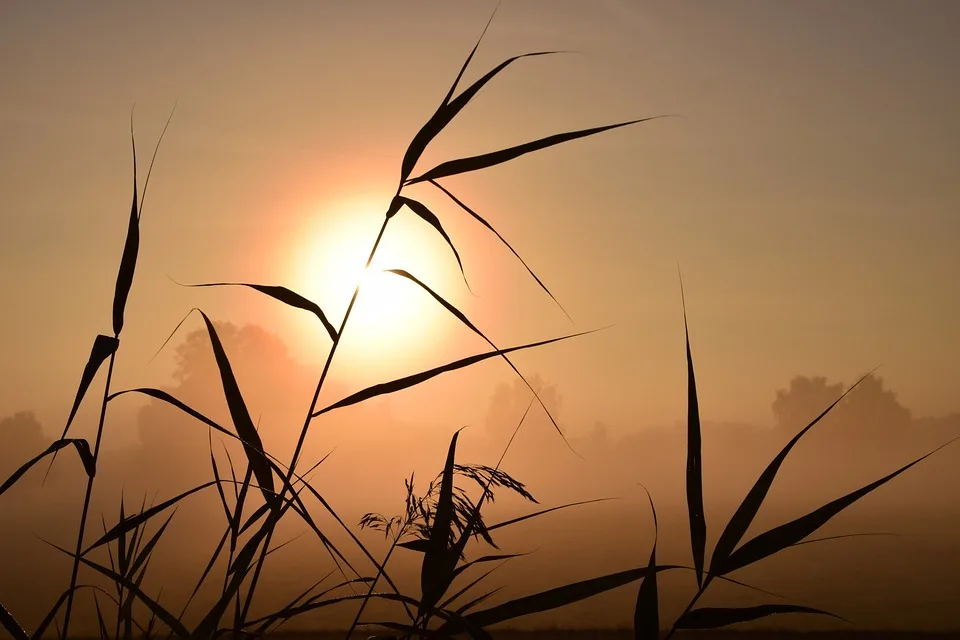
[1,0,958,438]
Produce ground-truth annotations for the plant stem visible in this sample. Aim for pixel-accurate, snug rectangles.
[236,211,393,627]
[61,349,118,640]
[663,575,713,640]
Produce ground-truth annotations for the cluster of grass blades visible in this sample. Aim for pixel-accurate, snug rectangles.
[1,8,958,640]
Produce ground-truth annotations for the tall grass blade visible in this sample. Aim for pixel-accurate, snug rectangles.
[675,604,842,629]
[198,311,275,505]
[107,388,235,440]
[398,5,499,183]
[710,369,881,574]
[93,592,110,640]
[439,563,506,611]
[44,541,190,639]
[679,274,706,587]
[0,601,29,640]
[420,429,464,614]
[395,198,468,288]
[313,328,601,416]
[634,486,659,640]
[406,117,666,184]
[386,268,574,450]
[429,180,569,320]
[112,116,139,336]
[485,498,613,532]
[723,435,960,574]
[444,565,680,632]
[86,481,219,553]
[1,438,94,496]
[177,282,337,342]
[61,335,120,437]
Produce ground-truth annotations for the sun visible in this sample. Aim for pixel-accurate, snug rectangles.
[286,196,460,379]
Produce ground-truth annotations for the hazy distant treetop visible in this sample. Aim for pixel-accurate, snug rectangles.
[772,373,911,435]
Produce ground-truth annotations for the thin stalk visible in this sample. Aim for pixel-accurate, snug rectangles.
[62,350,119,639]
[236,211,394,626]
[663,574,713,640]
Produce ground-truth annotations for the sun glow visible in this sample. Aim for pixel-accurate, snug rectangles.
[289,197,459,377]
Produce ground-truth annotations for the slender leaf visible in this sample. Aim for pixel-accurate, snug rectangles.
[44,541,190,639]
[198,311,275,504]
[313,328,601,417]
[430,180,569,320]
[445,565,680,632]
[0,601,29,640]
[485,498,614,532]
[406,117,666,184]
[710,369,879,575]
[86,481,219,553]
[421,429,464,613]
[679,274,706,587]
[400,45,562,183]
[386,268,574,451]
[676,604,841,629]
[177,282,337,342]
[395,198,468,288]
[634,486,659,640]
[1,438,94,496]
[723,436,960,574]
[112,117,139,336]
[62,334,120,436]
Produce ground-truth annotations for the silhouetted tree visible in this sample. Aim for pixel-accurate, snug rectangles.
[772,373,911,437]
[484,374,563,441]
[0,411,48,476]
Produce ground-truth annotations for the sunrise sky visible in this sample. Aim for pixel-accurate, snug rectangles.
[1,0,958,437]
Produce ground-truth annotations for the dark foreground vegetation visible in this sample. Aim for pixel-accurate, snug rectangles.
[1,8,957,640]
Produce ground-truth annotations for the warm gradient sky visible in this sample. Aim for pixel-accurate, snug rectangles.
[2,0,958,438]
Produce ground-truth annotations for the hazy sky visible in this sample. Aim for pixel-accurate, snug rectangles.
[1,0,958,437]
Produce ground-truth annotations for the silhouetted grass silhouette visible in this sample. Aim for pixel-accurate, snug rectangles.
[1,9,958,640]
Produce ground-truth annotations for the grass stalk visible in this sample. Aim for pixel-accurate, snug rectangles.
[61,350,118,639]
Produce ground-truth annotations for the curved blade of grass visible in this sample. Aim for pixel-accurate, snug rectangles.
[0,602,29,640]
[401,40,563,185]
[429,180,570,321]
[86,481,219,553]
[679,273,706,588]
[723,435,960,574]
[399,5,498,183]
[44,335,119,479]
[107,387,235,439]
[313,328,601,416]
[177,525,230,621]
[676,604,844,629]
[395,198,469,290]
[44,540,190,639]
[421,429,464,613]
[445,564,681,632]
[790,532,899,548]
[175,281,337,342]
[406,117,667,184]
[1,438,94,496]
[93,592,109,640]
[455,587,502,616]
[485,498,614,532]
[440,563,506,610]
[634,485,659,640]
[386,268,574,451]
[450,553,526,583]
[709,368,879,575]
[208,433,232,524]
[198,310,275,504]
[61,335,120,437]
[127,511,175,578]
[194,527,269,637]
[112,115,139,336]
